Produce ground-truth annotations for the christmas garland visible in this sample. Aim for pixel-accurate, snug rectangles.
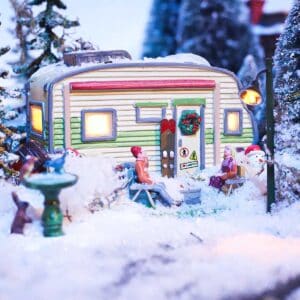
[178,110,201,135]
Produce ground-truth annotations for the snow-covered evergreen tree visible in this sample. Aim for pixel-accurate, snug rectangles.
[0,15,26,180]
[273,1,300,203]
[142,0,182,58]
[0,17,12,119]
[15,0,79,78]
[9,0,33,71]
[176,0,264,73]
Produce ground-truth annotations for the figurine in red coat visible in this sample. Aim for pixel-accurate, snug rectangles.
[130,146,153,184]
[130,146,174,206]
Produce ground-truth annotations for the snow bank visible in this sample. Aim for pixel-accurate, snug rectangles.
[0,156,300,300]
[60,155,120,216]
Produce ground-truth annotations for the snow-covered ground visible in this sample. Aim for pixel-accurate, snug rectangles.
[1,156,300,300]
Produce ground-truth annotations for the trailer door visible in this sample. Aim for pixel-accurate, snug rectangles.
[174,99,205,176]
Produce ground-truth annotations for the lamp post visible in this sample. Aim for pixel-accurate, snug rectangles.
[265,58,275,213]
[240,57,275,213]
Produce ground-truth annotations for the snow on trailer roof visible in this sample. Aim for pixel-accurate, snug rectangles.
[29,53,211,94]
[142,53,210,66]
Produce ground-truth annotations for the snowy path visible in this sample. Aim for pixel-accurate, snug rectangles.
[1,175,300,300]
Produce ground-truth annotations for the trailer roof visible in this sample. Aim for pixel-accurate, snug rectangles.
[28,53,242,96]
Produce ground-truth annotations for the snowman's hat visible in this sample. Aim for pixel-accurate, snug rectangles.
[245,144,264,156]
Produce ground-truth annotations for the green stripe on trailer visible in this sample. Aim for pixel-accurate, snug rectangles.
[204,128,252,133]
[135,102,168,107]
[221,136,253,143]
[52,134,160,144]
[70,135,159,142]
[73,140,159,149]
[204,128,253,144]
[54,140,64,145]
[173,98,206,106]
[205,128,214,144]
[53,119,64,141]
[205,128,214,135]
[53,119,64,146]
[53,123,64,129]
[69,128,161,149]
[205,138,214,144]
[53,119,64,124]
[69,129,160,138]
[204,136,253,144]
[52,116,253,147]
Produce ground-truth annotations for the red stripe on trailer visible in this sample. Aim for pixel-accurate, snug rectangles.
[70,79,216,91]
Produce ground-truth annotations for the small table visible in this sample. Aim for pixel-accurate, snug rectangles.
[23,173,78,237]
[180,187,201,204]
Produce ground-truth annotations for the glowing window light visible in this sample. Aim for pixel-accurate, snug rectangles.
[240,89,262,106]
[30,104,43,135]
[227,111,240,132]
[84,112,113,139]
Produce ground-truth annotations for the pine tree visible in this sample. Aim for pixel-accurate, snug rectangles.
[176,0,264,73]
[16,0,79,78]
[0,17,11,115]
[142,0,182,58]
[273,1,300,203]
[9,0,33,69]
[0,15,25,180]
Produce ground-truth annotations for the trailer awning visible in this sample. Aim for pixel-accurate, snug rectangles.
[69,79,216,91]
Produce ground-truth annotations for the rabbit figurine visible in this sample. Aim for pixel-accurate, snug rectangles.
[11,192,32,234]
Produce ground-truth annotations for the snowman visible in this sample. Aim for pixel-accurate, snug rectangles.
[245,145,266,176]
[237,145,267,195]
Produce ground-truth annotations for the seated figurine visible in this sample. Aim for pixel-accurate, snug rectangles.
[209,146,238,193]
[130,146,174,207]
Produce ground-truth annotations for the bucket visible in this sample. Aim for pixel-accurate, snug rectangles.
[180,188,201,205]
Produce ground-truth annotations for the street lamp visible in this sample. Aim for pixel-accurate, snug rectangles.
[240,58,275,213]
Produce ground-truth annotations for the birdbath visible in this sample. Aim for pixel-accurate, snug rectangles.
[23,172,78,237]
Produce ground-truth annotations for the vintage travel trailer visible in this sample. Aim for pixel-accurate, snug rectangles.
[27,51,257,175]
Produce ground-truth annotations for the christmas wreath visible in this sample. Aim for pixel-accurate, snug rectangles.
[178,110,201,135]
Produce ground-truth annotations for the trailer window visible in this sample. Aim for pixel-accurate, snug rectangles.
[81,109,117,142]
[135,102,167,123]
[29,102,44,137]
[224,109,243,135]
